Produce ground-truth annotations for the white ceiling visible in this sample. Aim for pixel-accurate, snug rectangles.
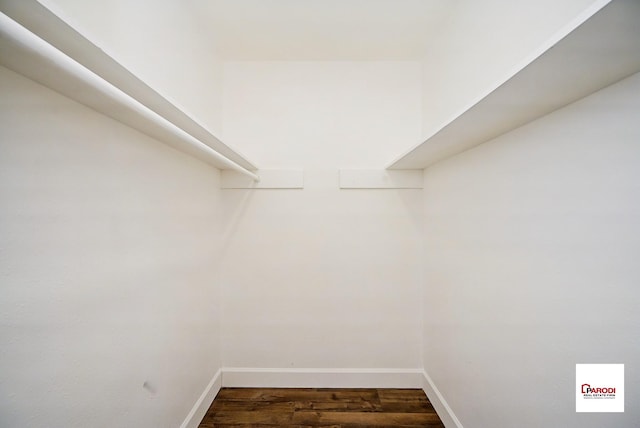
[185,0,454,60]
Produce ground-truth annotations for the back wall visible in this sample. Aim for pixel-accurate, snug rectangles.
[219,61,424,378]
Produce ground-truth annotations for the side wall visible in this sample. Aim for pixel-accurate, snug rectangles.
[219,62,424,382]
[0,67,222,427]
[422,72,640,427]
[40,0,225,132]
[420,0,598,140]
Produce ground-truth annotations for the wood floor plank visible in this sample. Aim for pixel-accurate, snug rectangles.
[216,387,379,402]
[198,387,445,427]
[292,410,442,426]
[379,400,437,413]
[200,425,343,428]
[377,389,430,401]
[201,410,294,425]
[293,399,382,412]
[377,388,436,413]
[209,400,296,412]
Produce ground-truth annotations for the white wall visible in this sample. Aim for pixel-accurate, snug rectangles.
[219,62,424,374]
[222,61,423,168]
[420,0,598,140]
[40,0,225,132]
[0,66,222,427]
[422,72,640,427]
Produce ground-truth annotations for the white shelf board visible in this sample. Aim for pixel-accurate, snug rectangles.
[222,170,304,189]
[339,170,423,189]
[0,0,256,171]
[389,0,640,170]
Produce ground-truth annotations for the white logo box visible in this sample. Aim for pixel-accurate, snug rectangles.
[576,364,624,413]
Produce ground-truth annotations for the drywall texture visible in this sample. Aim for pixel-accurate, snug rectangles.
[219,62,424,371]
[40,0,225,132]
[186,0,453,60]
[222,61,423,169]
[419,0,597,141]
[0,66,222,428]
[422,72,640,427]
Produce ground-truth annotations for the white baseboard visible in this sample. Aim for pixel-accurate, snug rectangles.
[221,367,423,389]
[421,370,464,428]
[180,369,222,428]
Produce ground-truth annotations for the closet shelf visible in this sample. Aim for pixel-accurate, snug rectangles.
[388,0,640,170]
[0,0,257,175]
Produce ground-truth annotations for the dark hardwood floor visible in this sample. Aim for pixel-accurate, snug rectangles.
[198,387,445,427]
